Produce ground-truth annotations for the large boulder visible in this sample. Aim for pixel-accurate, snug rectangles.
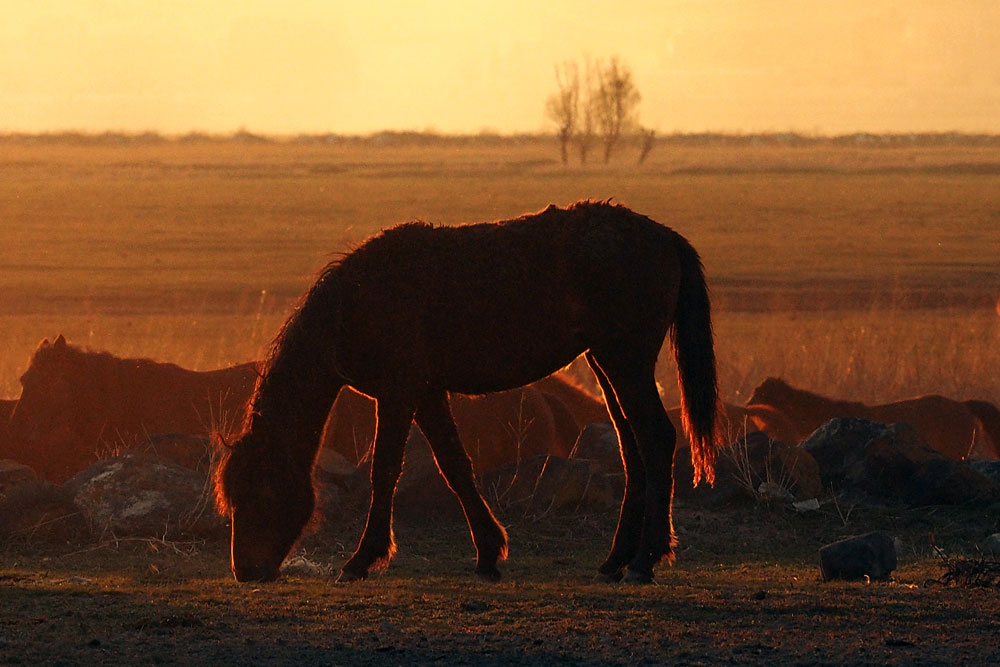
[819,531,897,582]
[800,418,888,486]
[346,427,464,521]
[970,461,1000,485]
[482,454,621,516]
[0,459,85,543]
[568,423,622,472]
[844,423,1000,506]
[66,454,225,538]
[985,534,1000,559]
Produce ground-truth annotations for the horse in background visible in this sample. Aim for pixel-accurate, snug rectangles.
[0,399,16,461]
[7,335,259,482]
[215,200,722,585]
[746,377,1000,460]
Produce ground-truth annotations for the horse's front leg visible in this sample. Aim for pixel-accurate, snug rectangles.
[338,397,415,582]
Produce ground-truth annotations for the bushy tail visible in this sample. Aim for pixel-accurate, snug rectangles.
[670,236,721,486]
[964,400,1000,459]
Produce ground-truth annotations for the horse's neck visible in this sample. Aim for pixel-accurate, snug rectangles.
[249,357,344,451]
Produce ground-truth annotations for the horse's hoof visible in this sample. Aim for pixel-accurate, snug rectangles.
[622,568,654,585]
[594,570,624,583]
[336,568,368,583]
[475,565,502,582]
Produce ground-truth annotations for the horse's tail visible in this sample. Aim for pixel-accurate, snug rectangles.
[670,235,721,486]
[964,399,1000,459]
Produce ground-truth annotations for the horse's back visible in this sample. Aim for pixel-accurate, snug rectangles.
[868,395,980,460]
[334,202,685,395]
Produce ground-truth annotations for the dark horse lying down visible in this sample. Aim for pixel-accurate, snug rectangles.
[215,201,721,584]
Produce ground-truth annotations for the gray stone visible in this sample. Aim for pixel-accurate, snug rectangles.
[819,531,897,582]
[568,423,622,472]
[800,418,888,486]
[0,459,85,543]
[66,454,224,538]
[845,423,1000,506]
[970,461,1000,485]
[985,533,1000,559]
[482,454,621,516]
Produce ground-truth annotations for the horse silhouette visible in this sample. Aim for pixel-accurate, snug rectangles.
[215,201,722,584]
[6,336,259,482]
[747,377,1000,460]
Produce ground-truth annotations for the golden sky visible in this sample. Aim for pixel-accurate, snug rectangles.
[3,0,998,135]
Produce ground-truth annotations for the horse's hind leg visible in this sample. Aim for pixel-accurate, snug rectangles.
[339,397,415,582]
[589,350,677,584]
[586,352,646,582]
[415,391,508,580]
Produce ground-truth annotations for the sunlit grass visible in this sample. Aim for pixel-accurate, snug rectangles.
[1,139,997,408]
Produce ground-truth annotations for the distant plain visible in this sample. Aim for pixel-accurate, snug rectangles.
[1,136,997,407]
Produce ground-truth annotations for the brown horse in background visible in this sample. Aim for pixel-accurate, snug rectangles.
[6,336,258,482]
[747,377,1000,460]
[215,201,721,584]
[0,399,16,461]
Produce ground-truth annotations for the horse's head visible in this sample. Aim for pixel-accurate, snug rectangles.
[214,430,315,582]
[9,335,83,442]
[746,377,791,408]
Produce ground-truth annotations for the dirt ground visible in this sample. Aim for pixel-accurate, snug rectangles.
[2,498,998,666]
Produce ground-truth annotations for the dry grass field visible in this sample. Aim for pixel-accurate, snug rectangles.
[1,136,997,405]
[1,136,999,664]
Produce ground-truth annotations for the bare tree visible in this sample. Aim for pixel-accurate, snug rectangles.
[637,126,656,165]
[545,61,579,166]
[593,56,641,163]
[575,58,598,165]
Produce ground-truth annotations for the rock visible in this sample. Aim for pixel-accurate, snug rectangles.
[316,448,357,479]
[792,498,821,512]
[675,431,822,506]
[970,461,1000,485]
[346,427,464,521]
[800,418,888,486]
[984,534,1000,559]
[819,531,897,582]
[568,423,622,472]
[312,448,355,524]
[482,455,621,516]
[0,459,36,487]
[66,454,225,538]
[846,423,1000,506]
[0,459,86,543]
[392,429,464,519]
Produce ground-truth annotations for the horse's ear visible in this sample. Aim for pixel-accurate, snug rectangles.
[54,334,67,348]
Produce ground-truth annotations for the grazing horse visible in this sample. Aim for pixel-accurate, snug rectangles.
[215,201,721,584]
[7,336,258,481]
[746,377,1000,460]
